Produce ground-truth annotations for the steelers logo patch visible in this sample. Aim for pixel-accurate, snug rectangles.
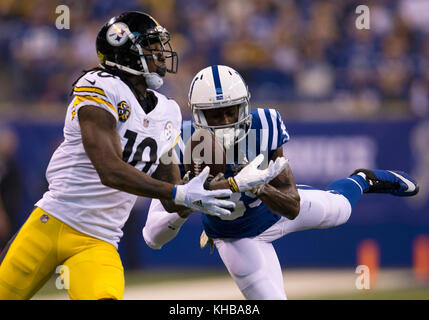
[106,22,129,46]
[117,101,130,122]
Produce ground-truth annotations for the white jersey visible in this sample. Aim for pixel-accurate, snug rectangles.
[36,69,182,248]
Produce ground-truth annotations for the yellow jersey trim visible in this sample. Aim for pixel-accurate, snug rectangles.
[74,86,107,97]
[73,95,118,117]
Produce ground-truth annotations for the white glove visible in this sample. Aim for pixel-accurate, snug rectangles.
[229,154,289,192]
[173,166,235,217]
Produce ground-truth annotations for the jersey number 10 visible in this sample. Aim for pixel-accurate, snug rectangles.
[122,129,158,173]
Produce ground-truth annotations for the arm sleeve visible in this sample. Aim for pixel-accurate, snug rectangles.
[142,198,188,250]
[273,109,290,149]
[253,108,290,159]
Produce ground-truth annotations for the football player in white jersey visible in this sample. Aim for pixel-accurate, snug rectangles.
[143,65,420,300]
[0,13,287,300]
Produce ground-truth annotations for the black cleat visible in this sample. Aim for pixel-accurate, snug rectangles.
[351,169,419,197]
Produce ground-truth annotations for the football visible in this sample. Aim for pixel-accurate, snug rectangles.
[183,128,227,177]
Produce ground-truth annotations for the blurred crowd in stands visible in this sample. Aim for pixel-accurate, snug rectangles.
[1,0,429,120]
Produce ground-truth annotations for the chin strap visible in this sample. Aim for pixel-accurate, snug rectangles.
[143,73,164,90]
[104,61,163,89]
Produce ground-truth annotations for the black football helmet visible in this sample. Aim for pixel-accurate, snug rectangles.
[96,11,178,89]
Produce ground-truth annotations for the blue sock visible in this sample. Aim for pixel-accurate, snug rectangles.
[326,178,364,208]
[349,174,370,192]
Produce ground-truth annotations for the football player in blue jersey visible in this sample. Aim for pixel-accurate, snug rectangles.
[143,65,419,300]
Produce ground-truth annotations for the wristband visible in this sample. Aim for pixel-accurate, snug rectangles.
[172,184,178,200]
[227,177,240,192]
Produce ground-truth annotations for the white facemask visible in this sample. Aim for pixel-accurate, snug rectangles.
[214,127,236,151]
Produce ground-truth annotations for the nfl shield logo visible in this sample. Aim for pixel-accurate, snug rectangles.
[143,118,150,127]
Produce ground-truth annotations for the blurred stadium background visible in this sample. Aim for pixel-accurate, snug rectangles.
[0,0,428,299]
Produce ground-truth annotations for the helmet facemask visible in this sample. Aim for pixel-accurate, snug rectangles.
[191,96,252,150]
[131,26,178,75]
[104,23,178,89]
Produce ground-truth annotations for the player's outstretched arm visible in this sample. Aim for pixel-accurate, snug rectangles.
[79,106,234,216]
[257,148,301,220]
[79,105,176,200]
[142,198,189,250]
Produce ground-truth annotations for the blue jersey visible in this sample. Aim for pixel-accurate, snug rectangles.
[175,108,290,238]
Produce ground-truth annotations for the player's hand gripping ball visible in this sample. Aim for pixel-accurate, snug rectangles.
[184,129,227,177]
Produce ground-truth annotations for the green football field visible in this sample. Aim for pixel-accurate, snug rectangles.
[32,268,429,300]
[313,288,429,300]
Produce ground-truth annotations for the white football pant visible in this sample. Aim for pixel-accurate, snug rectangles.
[143,189,352,300]
[213,189,352,300]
